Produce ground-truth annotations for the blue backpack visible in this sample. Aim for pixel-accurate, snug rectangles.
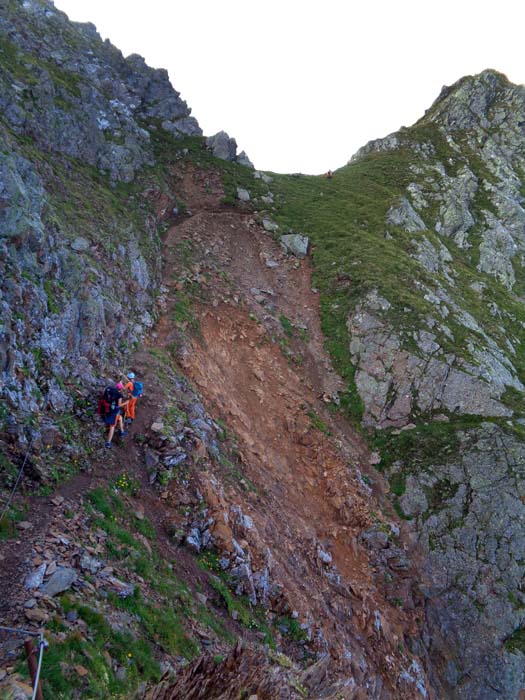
[131,381,144,398]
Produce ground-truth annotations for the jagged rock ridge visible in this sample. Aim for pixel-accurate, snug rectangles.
[346,69,525,700]
[0,0,203,459]
[1,0,201,182]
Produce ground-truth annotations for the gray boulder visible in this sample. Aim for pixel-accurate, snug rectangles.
[236,187,250,202]
[24,564,47,590]
[71,236,90,252]
[41,567,77,596]
[206,131,237,161]
[280,233,309,258]
[236,150,254,169]
[206,131,253,167]
[262,218,279,233]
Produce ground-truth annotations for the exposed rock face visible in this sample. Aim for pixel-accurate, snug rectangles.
[0,125,161,425]
[0,1,201,182]
[0,1,200,451]
[386,198,426,233]
[206,131,254,168]
[347,70,525,699]
[349,72,525,432]
[348,292,515,428]
[400,424,525,700]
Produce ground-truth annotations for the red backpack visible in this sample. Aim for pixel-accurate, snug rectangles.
[97,386,119,419]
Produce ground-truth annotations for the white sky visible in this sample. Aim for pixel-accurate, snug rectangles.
[54,0,525,175]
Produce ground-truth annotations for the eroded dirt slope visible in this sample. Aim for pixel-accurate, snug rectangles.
[1,163,432,700]
[150,166,434,698]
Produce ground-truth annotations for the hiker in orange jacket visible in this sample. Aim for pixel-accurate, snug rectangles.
[125,372,143,424]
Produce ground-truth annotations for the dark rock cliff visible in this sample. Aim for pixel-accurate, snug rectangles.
[348,70,525,699]
[0,0,202,460]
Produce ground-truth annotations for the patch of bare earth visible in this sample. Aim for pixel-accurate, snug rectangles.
[156,168,434,698]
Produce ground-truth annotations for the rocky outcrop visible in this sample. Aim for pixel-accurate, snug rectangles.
[0,0,201,183]
[206,131,254,168]
[0,1,196,458]
[397,424,525,700]
[144,646,302,700]
[348,291,518,428]
[280,234,309,258]
[345,70,525,700]
[348,71,525,431]
[0,128,161,420]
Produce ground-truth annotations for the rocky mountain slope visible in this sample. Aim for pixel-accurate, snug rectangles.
[2,2,525,699]
[262,70,525,699]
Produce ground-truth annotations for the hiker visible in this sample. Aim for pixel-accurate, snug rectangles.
[99,382,128,448]
[325,170,333,179]
[124,372,144,425]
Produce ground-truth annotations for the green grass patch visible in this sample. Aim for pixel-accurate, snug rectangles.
[0,506,24,541]
[389,471,406,498]
[172,290,198,330]
[113,472,141,497]
[217,453,257,492]
[18,602,161,699]
[275,615,307,642]
[110,587,199,659]
[279,314,294,338]
[211,575,275,648]
[306,410,332,436]
[505,627,525,655]
[196,605,235,643]
[370,420,473,473]
[199,553,275,646]
[0,451,19,488]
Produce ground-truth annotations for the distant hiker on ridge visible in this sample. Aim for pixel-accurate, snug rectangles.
[124,372,144,425]
[98,381,128,448]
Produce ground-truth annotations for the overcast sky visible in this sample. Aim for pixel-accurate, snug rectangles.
[55,0,525,175]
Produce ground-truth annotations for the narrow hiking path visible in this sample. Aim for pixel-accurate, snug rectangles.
[1,164,430,699]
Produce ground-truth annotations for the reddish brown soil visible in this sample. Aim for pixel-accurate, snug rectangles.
[159,168,431,696]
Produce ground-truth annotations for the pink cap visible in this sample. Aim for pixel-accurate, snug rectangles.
[116,382,124,390]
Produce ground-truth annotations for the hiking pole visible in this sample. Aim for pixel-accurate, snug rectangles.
[24,637,44,700]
